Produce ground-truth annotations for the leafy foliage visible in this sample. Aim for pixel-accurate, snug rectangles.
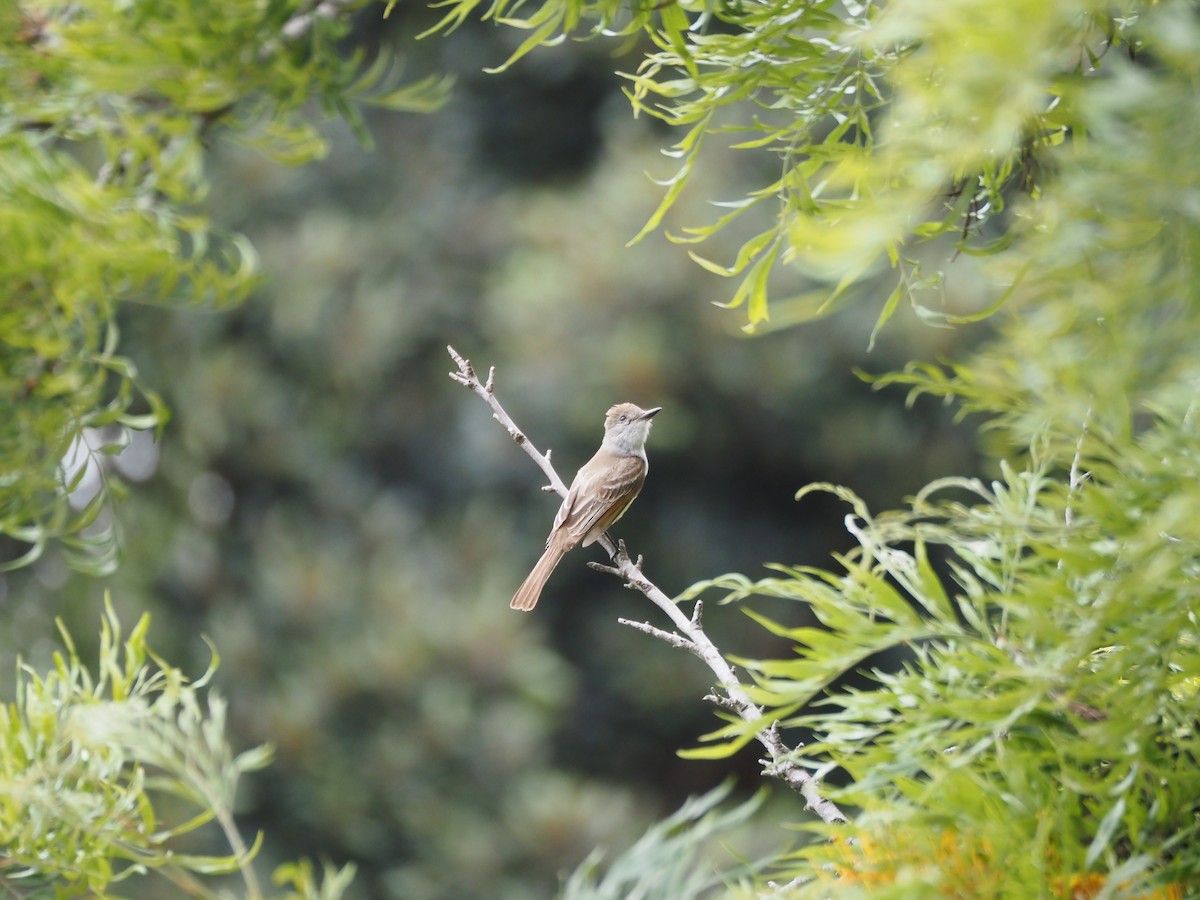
[0,0,447,572]
[419,0,1150,335]
[562,781,770,899]
[658,7,1200,892]
[0,598,353,898]
[691,446,1199,891]
[424,0,1200,893]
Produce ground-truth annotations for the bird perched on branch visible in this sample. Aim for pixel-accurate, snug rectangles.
[511,402,661,611]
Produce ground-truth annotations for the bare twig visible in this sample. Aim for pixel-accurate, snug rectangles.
[448,345,568,495]
[703,691,742,713]
[617,617,696,652]
[448,345,847,824]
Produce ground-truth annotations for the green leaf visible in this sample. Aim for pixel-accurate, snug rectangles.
[868,277,904,351]
[1085,796,1126,870]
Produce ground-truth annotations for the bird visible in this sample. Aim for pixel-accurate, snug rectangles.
[511,402,662,611]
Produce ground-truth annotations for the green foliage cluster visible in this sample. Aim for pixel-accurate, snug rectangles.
[0,599,352,898]
[420,0,1146,334]
[639,3,1195,896]
[0,0,446,572]
[562,782,767,899]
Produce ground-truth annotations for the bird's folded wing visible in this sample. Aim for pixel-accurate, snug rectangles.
[562,455,647,548]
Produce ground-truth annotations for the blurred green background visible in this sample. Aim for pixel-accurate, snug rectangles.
[0,10,981,899]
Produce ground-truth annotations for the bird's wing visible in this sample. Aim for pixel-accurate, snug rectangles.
[557,454,647,549]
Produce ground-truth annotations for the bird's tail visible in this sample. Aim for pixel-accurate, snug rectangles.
[511,539,568,611]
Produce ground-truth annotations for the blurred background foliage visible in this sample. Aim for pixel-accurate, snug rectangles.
[0,1,988,897]
[10,0,1200,894]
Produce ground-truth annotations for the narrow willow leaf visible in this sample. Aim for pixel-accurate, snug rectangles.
[912,540,955,622]
[868,278,904,351]
[742,241,779,328]
[487,6,568,73]
[627,112,711,241]
[1085,796,1126,869]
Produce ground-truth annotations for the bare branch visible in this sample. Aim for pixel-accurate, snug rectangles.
[759,726,847,825]
[448,345,567,495]
[618,618,696,651]
[448,346,847,824]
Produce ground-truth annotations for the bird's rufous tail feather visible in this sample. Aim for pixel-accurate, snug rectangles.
[510,541,568,611]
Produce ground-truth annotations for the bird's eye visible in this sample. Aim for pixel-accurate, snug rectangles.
[619,414,627,422]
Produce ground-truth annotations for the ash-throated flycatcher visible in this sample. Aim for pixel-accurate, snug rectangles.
[511,403,662,611]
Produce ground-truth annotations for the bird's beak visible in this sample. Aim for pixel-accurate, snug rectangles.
[641,407,663,420]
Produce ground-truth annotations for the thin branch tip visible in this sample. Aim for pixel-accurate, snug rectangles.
[446,344,471,373]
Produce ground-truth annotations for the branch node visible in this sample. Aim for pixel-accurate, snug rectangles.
[703,691,742,713]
